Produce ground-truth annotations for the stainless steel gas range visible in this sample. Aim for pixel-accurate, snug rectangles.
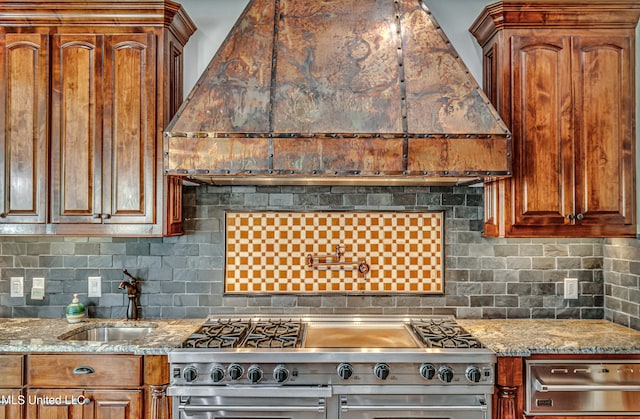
[168,316,496,419]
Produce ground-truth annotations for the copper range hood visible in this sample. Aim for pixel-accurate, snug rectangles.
[164,0,511,186]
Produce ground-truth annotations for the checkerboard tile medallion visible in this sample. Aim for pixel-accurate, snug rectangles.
[225,211,444,294]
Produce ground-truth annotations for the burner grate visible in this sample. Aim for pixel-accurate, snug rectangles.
[182,319,251,348]
[182,319,304,348]
[243,320,304,348]
[410,319,483,349]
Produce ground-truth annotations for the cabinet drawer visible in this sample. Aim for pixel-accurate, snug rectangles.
[0,355,23,388]
[28,354,142,388]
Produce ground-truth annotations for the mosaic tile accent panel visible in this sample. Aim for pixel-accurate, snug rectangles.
[225,211,444,294]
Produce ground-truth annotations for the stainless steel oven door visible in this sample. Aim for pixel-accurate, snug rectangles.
[338,394,489,419]
[173,386,330,419]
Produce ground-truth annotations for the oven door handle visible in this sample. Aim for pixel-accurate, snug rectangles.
[340,402,488,412]
[179,400,325,413]
[535,379,640,393]
[169,386,331,398]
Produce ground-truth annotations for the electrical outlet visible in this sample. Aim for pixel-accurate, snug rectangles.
[564,277,578,300]
[31,277,46,300]
[10,277,24,298]
[88,276,102,298]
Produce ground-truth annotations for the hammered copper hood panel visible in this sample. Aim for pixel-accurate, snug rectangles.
[165,0,512,185]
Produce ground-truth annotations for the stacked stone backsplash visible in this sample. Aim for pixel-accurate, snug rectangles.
[0,185,616,323]
[603,238,640,330]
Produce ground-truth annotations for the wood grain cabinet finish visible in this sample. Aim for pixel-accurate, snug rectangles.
[50,33,155,227]
[23,354,170,419]
[0,355,24,419]
[0,34,48,226]
[471,1,639,238]
[25,389,142,419]
[0,0,196,236]
[26,354,147,419]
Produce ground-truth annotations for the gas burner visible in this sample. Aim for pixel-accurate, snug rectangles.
[182,319,251,348]
[181,319,304,348]
[410,319,483,349]
[243,320,304,348]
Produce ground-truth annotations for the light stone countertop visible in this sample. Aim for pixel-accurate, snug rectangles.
[1,317,639,357]
[456,319,640,357]
[0,318,205,355]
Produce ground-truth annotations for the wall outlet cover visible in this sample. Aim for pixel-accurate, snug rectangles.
[564,277,579,300]
[88,276,102,298]
[31,277,45,300]
[10,277,24,298]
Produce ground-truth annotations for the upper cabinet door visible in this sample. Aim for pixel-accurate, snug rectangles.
[510,35,573,229]
[0,34,49,224]
[572,35,635,229]
[50,34,103,224]
[102,34,156,224]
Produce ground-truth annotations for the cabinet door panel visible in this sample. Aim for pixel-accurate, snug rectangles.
[0,389,23,419]
[511,36,573,228]
[84,390,142,419]
[51,34,103,223]
[0,34,48,223]
[573,36,635,227]
[26,389,84,419]
[102,34,155,224]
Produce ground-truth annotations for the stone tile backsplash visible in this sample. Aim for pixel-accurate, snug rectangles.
[603,238,640,330]
[0,185,632,328]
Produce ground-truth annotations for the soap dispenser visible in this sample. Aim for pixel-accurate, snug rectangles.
[65,293,85,323]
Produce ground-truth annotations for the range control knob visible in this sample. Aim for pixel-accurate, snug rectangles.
[337,363,353,380]
[420,363,436,380]
[374,363,390,380]
[210,365,225,383]
[247,365,263,383]
[182,366,198,383]
[438,365,454,383]
[466,366,482,383]
[228,363,244,381]
[273,365,290,383]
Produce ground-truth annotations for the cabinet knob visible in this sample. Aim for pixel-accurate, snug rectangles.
[102,213,111,219]
[93,213,101,219]
[567,214,575,220]
[576,213,584,220]
[0,213,6,218]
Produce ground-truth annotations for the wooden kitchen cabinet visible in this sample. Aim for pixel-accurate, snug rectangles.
[0,355,24,419]
[25,354,169,419]
[0,0,195,236]
[27,354,143,419]
[471,1,639,238]
[26,389,142,419]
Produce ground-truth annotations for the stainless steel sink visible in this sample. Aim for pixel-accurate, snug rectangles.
[59,324,155,342]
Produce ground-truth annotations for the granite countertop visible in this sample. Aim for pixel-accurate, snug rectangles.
[457,319,640,357]
[0,318,205,355]
[1,317,639,357]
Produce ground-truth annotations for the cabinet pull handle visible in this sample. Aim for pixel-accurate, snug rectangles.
[73,366,95,375]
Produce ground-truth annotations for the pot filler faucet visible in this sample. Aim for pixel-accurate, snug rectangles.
[119,269,139,320]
